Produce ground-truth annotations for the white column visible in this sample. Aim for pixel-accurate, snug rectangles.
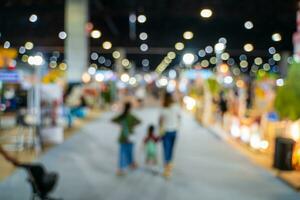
[65,0,88,82]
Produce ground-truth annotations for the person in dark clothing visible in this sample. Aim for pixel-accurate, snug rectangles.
[219,91,228,117]
[112,102,141,176]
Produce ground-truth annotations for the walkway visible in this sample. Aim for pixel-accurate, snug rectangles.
[0,107,299,200]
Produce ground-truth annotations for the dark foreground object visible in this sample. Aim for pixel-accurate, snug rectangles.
[19,163,60,200]
[273,137,295,171]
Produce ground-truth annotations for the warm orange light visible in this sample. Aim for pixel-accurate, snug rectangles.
[292,143,300,170]
[236,80,245,88]
[220,63,229,73]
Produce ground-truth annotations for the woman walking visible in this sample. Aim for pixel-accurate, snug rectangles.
[112,102,141,176]
[159,92,181,178]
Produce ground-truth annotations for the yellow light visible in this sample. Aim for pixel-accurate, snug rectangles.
[102,41,112,49]
[201,60,209,68]
[291,122,300,141]
[121,58,130,67]
[183,96,196,111]
[167,51,176,59]
[82,72,91,83]
[112,51,121,59]
[254,57,263,65]
[221,52,230,60]
[183,31,194,40]
[210,57,217,64]
[236,80,245,88]
[91,30,101,39]
[250,134,261,149]
[272,33,282,42]
[244,43,254,52]
[175,42,184,50]
[200,9,213,18]
[220,63,229,73]
[22,55,29,62]
[25,42,34,50]
[273,53,281,61]
[58,63,67,70]
[240,60,248,68]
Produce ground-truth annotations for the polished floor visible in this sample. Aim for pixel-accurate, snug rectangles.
[0,107,299,200]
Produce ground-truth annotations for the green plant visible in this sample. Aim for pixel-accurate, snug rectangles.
[275,62,300,121]
[206,78,220,96]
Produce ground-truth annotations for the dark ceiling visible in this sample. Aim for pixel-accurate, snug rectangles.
[0,0,298,71]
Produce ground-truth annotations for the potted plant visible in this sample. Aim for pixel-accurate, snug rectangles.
[274,61,300,170]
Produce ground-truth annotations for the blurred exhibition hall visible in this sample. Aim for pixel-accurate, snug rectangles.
[0,0,300,199]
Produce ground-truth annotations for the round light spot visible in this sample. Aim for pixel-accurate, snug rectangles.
[182,53,195,65]
[244,21,254,30]
[139,32,148,40]
[183,31,194,40]
[29,14,38,23]
[244,43,254,52]
[200,9,213,18]
[102,41,112,49]
[137,15,147,23]
[175,42,184,51]
[112,51,121,59]
[91,30,101,39]
[58,31,67,40]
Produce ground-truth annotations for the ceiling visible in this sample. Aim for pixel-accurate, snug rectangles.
[0,0,298,71]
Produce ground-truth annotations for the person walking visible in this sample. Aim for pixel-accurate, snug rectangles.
[112,102,141,176]
[159,92,181,178]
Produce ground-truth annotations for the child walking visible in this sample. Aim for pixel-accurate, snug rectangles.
[143,125,159,165]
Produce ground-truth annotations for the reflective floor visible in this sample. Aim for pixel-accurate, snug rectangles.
[0,107,299,200]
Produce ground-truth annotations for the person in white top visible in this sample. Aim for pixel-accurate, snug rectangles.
[159,92,181,177]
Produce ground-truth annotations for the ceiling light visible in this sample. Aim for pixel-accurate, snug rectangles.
[183,31,194,40]
[91,30,101,39]
[254,57,263,65]
[243,43,254,52]
[142,59,149,66]
[29,14,38,23]
[200,9,213,18]
[182,53,195,65]
[268,47,276,54]
[25,41,34,50]
[175,42,184,50]
[112,51,121,59]
[90,52,99,60]
[167,51,176,59]
[272,33,282,42]
[205,46,213,54]
[140,43,149,51]
[102,41,112,49]
[58,31,67,40]
[215,43,225,53]
[244,21,254,30]
[137,15,147,23]
[121,59,130,67]
[139,32,148,40]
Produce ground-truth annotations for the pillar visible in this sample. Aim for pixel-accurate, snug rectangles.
[65,0,88,82]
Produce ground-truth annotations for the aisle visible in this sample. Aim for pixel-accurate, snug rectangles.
[0,107,299,200]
